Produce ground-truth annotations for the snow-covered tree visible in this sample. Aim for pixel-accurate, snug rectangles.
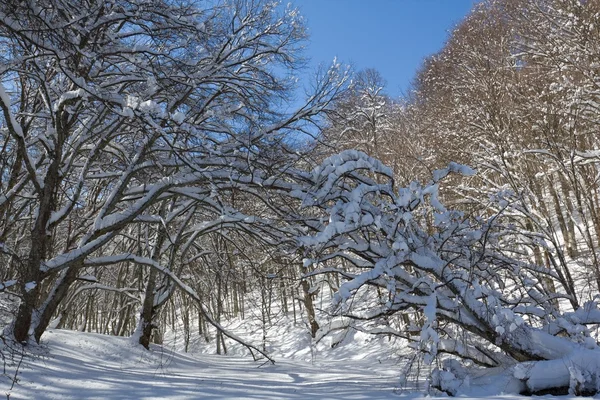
[323,69,395,160]
[0,0,347,347]
[409,0,600,309]
[299,150,600,395]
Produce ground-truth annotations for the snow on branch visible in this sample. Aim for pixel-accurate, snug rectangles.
[299,152,600,392]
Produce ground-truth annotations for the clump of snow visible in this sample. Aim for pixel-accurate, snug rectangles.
[170,111,185,124]
[24,282,37,292]
[138,100,163,116]
[0,279,17,290]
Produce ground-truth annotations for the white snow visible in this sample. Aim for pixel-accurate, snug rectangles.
[4,330,400,400]
[0,83,24,138]
[0,279,17,290]
[56,89,87,109]
[171,111,185,124]
[2,329,581,399]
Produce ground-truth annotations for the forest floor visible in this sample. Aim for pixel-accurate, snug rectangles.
[4,329,401,399]
[1,329,579,399]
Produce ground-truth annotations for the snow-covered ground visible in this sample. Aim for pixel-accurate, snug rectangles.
[1,329,579,399]
[4,329,400,399]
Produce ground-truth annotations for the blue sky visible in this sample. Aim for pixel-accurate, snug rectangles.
[292,0,478,97]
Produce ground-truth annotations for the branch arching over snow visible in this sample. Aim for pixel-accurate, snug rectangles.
[85,253,275,363]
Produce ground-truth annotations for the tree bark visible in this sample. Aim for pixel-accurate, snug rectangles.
[33,264,80,342]
[301,278,319,338]
[138,227,167,349]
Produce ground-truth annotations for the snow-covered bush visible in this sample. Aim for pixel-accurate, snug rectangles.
[299,150,600,395]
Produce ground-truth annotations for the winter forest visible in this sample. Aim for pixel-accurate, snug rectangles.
[2,0,600,398]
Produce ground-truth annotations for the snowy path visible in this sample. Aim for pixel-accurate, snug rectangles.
[6,330,402,399]
[4,330,559,399]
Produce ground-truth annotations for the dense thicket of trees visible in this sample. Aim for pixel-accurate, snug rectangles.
[410,0,600,310]
[313,0,600,395]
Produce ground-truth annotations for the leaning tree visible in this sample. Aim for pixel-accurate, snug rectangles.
[298,150,600,396]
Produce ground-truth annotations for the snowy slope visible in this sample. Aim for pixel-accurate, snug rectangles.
[4,329,402,400]
[163,311,405,364]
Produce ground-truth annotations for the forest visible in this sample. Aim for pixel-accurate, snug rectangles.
[1,0,600,397]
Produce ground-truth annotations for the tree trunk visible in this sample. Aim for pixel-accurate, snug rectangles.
[137,227,167,349]
[12,125,63,343]
[301,278,319,338]
[13,232,49,343]
[548,177,575,258]
[559,174,578,257]
[33,265,80,342]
